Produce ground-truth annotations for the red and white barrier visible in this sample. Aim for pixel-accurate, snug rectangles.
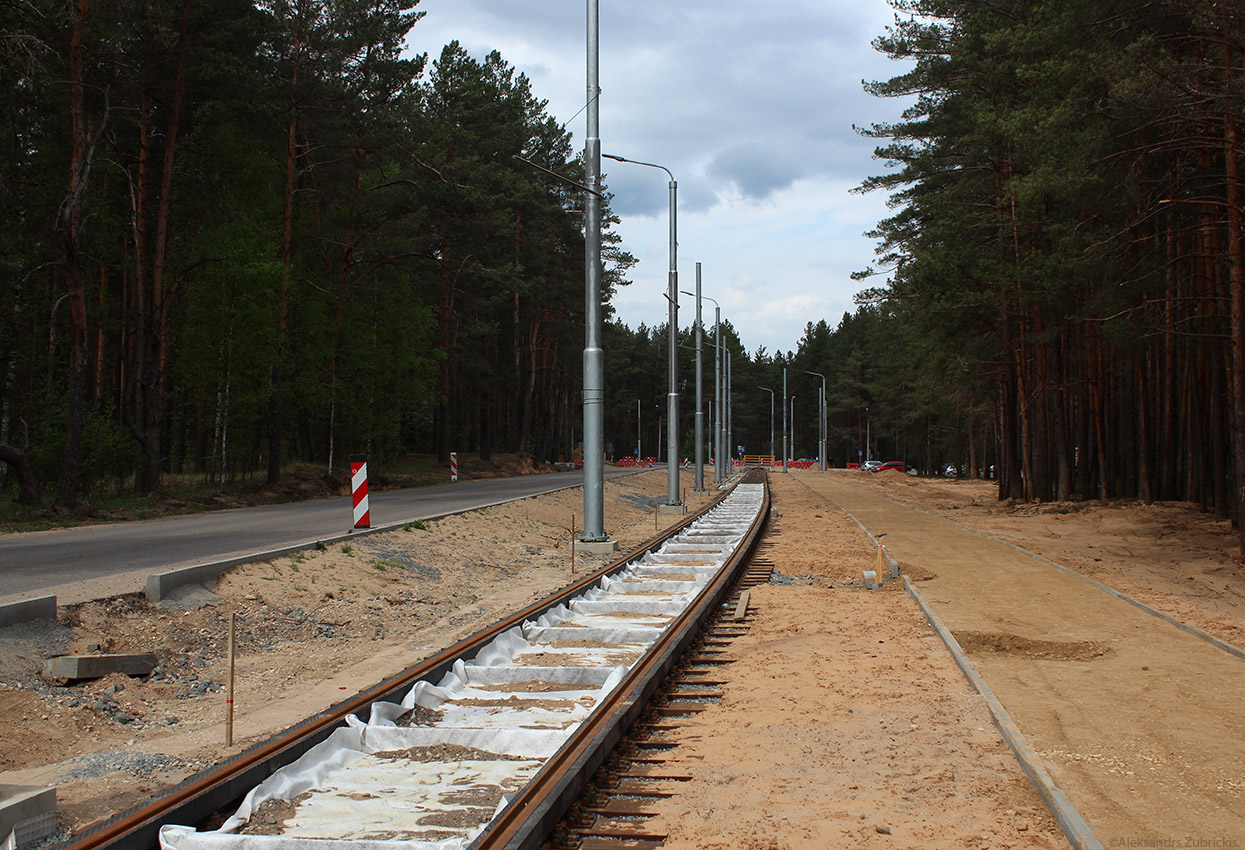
[450,452,458,482]
[350,455,369,529]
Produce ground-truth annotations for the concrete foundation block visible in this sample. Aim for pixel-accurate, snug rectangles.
[42,653,158,681]
[0,597,57,629]
[0,786,56,849]
[575,539,619,554]
[657,503,687,515]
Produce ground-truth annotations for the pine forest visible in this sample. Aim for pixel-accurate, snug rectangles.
[1,0,1243,556]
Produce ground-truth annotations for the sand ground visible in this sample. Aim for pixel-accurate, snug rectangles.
[1,466,1240,846]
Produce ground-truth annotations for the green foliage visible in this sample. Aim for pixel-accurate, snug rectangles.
[850,0,1244,504]
[0,0,635,504]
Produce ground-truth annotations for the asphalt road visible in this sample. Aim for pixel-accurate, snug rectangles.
[0,468,643,599]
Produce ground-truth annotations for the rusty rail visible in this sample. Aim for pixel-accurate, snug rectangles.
[56,485,735,850]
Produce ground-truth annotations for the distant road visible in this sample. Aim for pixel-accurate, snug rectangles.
[0,468,643,599]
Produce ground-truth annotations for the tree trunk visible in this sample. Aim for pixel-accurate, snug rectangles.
[269,53,301,484]
[1225,40,1245,555]
[57,0,94,508]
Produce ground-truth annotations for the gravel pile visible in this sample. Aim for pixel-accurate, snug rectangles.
[619,492,664,510]
[357,541,442,579]
[58,750,192,782]
[768,570,823,587]
[0,619,76,688]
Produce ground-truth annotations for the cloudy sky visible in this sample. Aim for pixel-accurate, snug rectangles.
[407,0,911,357]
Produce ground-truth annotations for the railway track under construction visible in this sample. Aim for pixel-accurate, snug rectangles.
[57,469,771,850]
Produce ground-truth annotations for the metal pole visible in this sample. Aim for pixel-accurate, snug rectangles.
[820,384,825,469]
[581,0,607,541]
[691,269,704,490]
[782,368,788,473]
[758,387,774,464]
[866,407,871,463]
[637,398,641,460]
[710,304,722,482]
[805,371,826,471]
[791,395,796,459]
[726,350,733,473]
[665,177,679,505]
[603,154,679,506]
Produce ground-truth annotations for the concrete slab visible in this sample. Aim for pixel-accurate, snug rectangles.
[42,653,158,681]
[657,503,687,515]
[575,539,618,554]
[0,785,56,849]
[0,597,56,629]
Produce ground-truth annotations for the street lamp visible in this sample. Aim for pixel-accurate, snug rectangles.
[692,292,722,483]
[758,387,775,462]
[580,0,610,546]
[680,265,706,491]
[604,152,680,509]
[636,398,641,460]
[782,368,788,473]
[726,348,734,473]
[791,395,796,458]
[805,370,826,471]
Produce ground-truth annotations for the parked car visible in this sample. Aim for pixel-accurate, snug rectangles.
[861,460,882,471]
[871,460,906,472]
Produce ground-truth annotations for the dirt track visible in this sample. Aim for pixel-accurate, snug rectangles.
[795,471,1245,843]
[647,473,1070,849]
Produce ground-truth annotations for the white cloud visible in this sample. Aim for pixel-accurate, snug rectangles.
[408,0,912,354]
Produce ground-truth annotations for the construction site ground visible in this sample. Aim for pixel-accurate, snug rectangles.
[0,468,1241,847]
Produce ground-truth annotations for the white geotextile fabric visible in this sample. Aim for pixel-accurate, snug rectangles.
[660,543,732,553]
[509,641,647,667]
[569,598,686,616]
[535,610,673,629]
[366,665,627,730]
[631,563,721,578]
[458,664,615,687]
[160,483,764,850]
[599,579,697,593]
[159,726,567,850]
[523,625,663,646]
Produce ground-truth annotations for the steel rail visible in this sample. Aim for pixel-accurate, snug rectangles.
[56,484,735,850]
[473,471,771,850]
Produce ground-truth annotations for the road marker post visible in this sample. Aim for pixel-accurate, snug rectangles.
[350,455,370,529]
[450,452,458,482]
[226,612,236,747]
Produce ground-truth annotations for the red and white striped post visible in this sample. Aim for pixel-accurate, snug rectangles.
[350,454,369,529]
[450,452,458,482]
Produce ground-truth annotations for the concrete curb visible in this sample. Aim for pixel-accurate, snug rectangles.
[2,467,656,615]
[903,575,1103,850]
[0,596,56,629]
[145,467,654,602]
